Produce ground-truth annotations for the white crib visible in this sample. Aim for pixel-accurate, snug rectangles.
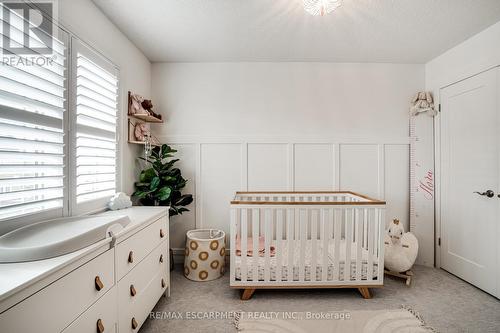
[229,191,386,300]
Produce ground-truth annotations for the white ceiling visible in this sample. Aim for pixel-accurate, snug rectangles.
[92,0,500,63]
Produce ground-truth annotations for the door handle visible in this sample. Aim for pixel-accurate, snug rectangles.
[473,190,495,198]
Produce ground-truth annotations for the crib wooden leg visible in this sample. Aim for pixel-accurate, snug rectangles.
[358,287,372,299]
[241,288,256,300]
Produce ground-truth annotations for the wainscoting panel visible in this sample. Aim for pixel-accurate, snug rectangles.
[339,144,380,198]
[247,143,289,191]
[199,143,242,233]
[294,144,335,191]
[160,137,409,257]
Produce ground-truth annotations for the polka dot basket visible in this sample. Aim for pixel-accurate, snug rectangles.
[184,229,226,282]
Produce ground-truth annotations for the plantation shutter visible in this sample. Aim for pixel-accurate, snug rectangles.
[0,4,68,222]
[72,39,119,214]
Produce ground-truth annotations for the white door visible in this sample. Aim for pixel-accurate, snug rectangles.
[440,67,499,297]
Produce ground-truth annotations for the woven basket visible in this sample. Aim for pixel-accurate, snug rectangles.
[184,229,226,281]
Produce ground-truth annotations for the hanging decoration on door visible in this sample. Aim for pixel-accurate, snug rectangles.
[409,91,436,266]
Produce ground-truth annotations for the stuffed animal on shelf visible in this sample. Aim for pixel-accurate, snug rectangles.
[410,91,437,117]
[134,122,150,142]
[129,93,148,115]
[141,99,162,120]
[384,219,418,273]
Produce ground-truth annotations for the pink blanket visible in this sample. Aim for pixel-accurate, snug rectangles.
[235,236,276,257]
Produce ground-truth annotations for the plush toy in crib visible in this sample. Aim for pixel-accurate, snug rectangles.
[384,219,418,273]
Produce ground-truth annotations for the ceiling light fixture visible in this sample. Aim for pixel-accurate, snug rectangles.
[303,0,342,16]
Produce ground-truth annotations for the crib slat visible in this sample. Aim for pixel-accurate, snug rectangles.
[367,208,374,281]
[375,208,380,280]
[252,208,259,282]
[264,209,271,282]
[363,208,368,249]
[276,209,283,282]
[287,208,294,283]
[294,207,300,241]
[321,209,328,281]
[230,208,237,283]
[311,209,318,282]
[333,209,341,282]
[329,208,334,281]
[354,206,359,243]
[356,208,363,282]
[377,208,385,283]
[345,208,352,282]
[299,209,306,282]
[241,208,248,282]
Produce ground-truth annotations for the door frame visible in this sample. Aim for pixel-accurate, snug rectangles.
[435,65,500,269]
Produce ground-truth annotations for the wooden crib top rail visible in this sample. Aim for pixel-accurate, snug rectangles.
[231,191,386,205]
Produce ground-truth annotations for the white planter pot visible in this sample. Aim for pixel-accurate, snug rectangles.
[184,229,226,281]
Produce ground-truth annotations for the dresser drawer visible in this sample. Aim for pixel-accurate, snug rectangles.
[118,243,168,333]
[118,242,168,306]
[119,271,167,333]
[116,216,167,280]
[0,249,114,333]
[63,287,117,333]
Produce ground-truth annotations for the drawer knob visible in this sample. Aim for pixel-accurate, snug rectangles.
[161,278,166,288]
[159,254,164,263]
[96,319,104,333]
[131,317,138,330]
[160,229,165,238]
[94,276,104,291]
[130,284,137,297]
[128,251,134,263]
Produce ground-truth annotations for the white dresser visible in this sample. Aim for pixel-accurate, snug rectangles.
[0,207,169,333]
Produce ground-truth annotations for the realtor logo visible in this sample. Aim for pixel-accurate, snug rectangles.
[2,2,53,55]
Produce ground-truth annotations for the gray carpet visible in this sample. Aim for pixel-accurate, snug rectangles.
[140,265,500,333]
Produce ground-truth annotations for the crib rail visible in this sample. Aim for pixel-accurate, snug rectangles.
[231,191,386,205]
[230,192,385,289]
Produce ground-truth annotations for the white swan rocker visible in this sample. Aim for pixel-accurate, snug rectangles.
[384,218,419,286]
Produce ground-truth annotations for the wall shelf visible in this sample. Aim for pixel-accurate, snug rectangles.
[129,113,163,123]
[128,140,160,146]
[127,91,163,146]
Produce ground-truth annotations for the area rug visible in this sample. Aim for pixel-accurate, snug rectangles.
[235,306,436,333]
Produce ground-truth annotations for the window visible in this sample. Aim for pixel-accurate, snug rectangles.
[72,40,119,215]
[0,4,68,222]
[0,5,119,224]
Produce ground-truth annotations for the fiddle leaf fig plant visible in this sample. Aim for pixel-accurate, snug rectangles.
[133,144,193,217]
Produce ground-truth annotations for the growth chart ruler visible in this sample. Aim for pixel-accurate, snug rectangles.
[409,112,435,266]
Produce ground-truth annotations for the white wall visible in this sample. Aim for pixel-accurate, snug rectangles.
[151,62,424,253]
[426,21,500,97]
[425,20,500,268]
[58,0,151,195]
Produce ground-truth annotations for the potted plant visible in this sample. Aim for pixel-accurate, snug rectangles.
[133,144,193,269]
